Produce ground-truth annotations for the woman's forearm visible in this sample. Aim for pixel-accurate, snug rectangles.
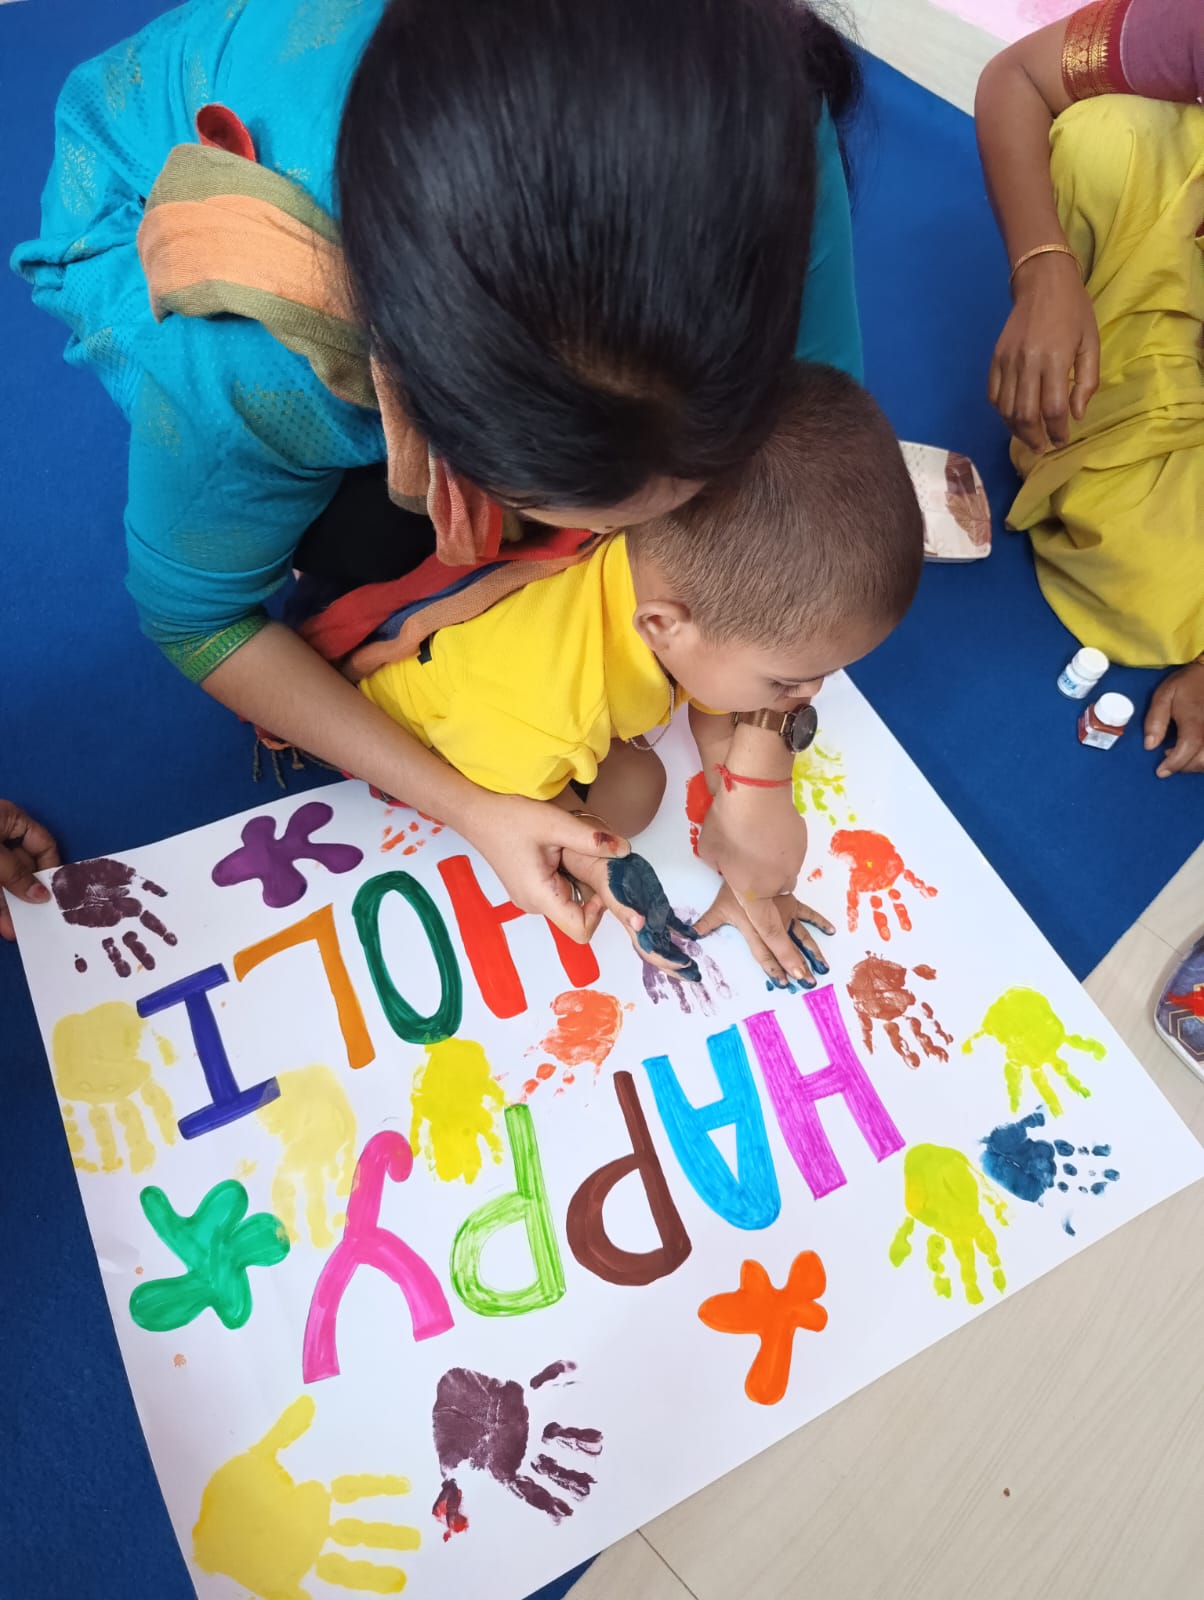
[975,27,1073,269]
[201,621,487,833]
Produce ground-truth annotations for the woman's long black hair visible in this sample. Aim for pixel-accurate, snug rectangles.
[338,0,860,509]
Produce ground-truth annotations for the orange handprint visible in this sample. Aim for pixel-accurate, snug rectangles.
[830,828,937,940]
[381,801,444,856]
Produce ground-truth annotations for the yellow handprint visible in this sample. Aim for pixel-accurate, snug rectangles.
[258,1065,357,1248]
[792,743,855,826]
[193,1394,418,1599]
[963,987,1105,1116]
[410,1038,505,1184]
[51,1001,176,1174]
[889,1143,1008,1305]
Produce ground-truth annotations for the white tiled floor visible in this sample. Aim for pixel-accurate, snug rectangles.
[570,14,1204,1600]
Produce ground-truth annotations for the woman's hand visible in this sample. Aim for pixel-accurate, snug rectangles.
[989,253,1100,453]
[468,792,630,942]
[694,881,834,989]
[1145,662,1204,777]
[697,783,808,905]
[0,801,60,942]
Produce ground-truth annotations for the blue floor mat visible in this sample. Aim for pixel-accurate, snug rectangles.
[1,6,1199,1597]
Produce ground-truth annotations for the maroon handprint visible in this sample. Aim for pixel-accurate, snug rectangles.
[846,952,953,1068]
[432,1363,602,1538]
[51,858,178,977]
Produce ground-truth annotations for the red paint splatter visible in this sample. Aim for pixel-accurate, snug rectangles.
[1167,990,1204,1018]
[913,963,937,980]
[685,770,714,856]
[807,868,823,883]
[433,1478,469,1541]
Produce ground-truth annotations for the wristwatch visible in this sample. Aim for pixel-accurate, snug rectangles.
[735,703,818,754]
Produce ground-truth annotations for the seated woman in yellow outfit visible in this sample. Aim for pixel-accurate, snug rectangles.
[976,0,1204,777]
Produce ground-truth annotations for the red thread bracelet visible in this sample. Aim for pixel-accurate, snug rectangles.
[715,763,792,793]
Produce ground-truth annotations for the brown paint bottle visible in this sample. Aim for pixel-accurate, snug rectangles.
[1078,692,1134,750]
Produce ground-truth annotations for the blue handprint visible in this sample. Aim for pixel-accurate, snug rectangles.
[980,1110,1119,1209]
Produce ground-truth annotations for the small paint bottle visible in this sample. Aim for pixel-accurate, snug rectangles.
[1057,645,1109,699]
[1078,692,1134,750]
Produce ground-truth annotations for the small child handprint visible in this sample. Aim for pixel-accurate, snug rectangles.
[51,858,177,976]
[830,828,937,940]
[193,1395,418,1598]
[792,743,854,826]
[258,1065,357,1247]
[963,987,1105,1116]
[432,1362,603,1534]
[889,1143,1008,1305]
[410,1038,505,1184]
[641,919,731,1016]
[382,801,445,855]
[980,1110,1119,1206]
[51,1001,176,1173]
[846,953,952,1067]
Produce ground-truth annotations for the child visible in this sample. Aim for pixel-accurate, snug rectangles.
[360,364,923,979]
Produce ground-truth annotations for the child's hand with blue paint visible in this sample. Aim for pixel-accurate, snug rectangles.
[561,847,702,981]
[694,881,833,991]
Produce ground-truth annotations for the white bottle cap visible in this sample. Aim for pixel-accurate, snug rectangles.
[1072,646,1109,680]
[1095,692,1134,728]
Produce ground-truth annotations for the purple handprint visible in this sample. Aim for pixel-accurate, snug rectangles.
[432,1363,602,1538]
[211,801,364,909]
[51,858,178,977]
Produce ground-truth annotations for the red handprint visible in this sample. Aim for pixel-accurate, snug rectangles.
[830,828,936,940]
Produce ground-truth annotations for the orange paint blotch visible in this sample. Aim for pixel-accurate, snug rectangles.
[913,964,937,981]
[698,1251,828,1406]
[539,990,625,1072]
[536,1062,556,1081]
[173,1353,187,1368]
[808,868,823,882]
[135,1266,145,1276]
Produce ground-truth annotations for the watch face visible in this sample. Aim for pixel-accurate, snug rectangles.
[786,703,818,753]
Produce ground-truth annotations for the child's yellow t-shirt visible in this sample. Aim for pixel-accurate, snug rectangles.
[358,535,675,801]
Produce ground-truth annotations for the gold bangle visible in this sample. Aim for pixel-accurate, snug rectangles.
[1009,242,1082,287]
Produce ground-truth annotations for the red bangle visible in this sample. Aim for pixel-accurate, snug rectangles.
[714,763,792,793]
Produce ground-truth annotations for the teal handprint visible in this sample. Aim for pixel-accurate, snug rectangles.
[130,1179,290,1332]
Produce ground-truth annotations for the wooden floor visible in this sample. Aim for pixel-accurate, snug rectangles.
[571,6,1204,1595]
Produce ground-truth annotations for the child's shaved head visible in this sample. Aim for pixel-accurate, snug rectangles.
[632,364,923,650]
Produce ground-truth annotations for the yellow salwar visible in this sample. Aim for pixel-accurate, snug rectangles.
[1008,96,1204,667]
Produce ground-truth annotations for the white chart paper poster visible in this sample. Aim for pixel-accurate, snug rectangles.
[12,674,1203,1600]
